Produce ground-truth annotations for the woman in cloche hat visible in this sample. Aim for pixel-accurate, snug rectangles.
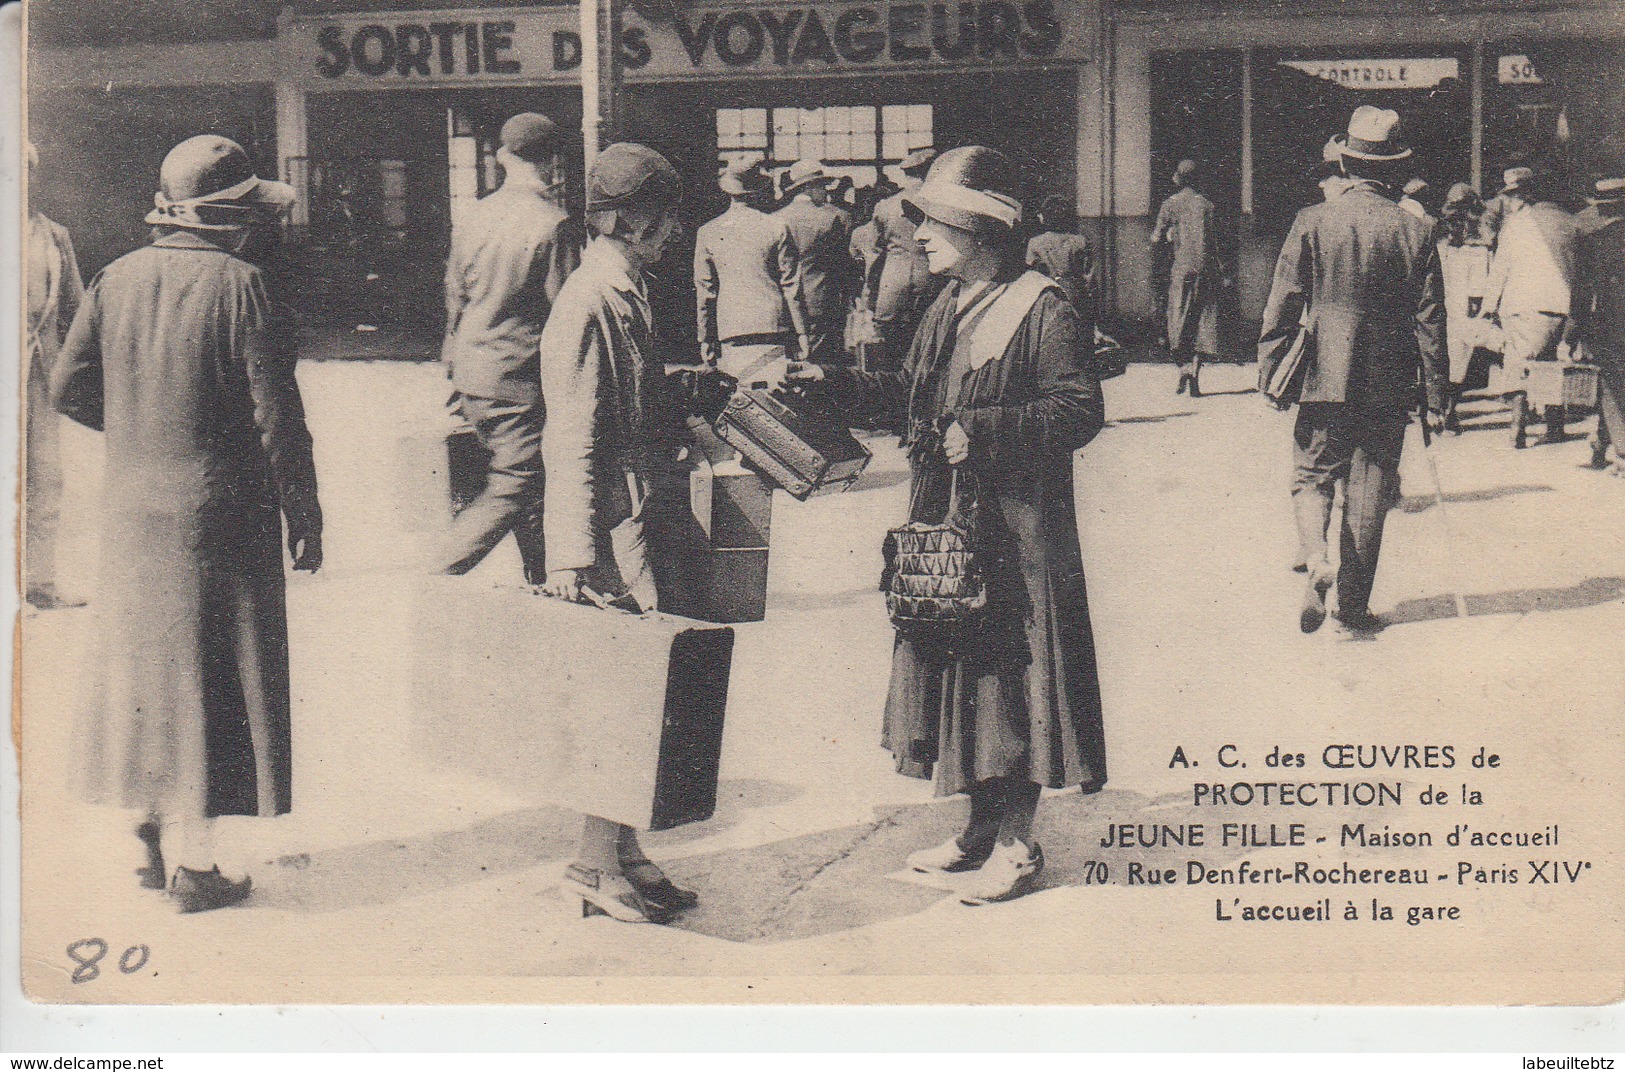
[51,135,322,913]
[788,146,1109,906]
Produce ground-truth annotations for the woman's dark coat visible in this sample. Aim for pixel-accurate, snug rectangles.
[51,230,321,819]
[825,275,1107,796]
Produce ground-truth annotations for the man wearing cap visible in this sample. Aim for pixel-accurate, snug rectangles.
[776,159,853,367]
[1152,158,1225,398]
[1573,173,1625,475]
[1257,106,1447,637]
[869,147,946,373]
[1480,166,1533,249]
[23,142,87,610]
[694,158,810,380]
[51,135,321,912]
[1482,164,1581,447]
[437,112,581,582]
[540,143,733,924]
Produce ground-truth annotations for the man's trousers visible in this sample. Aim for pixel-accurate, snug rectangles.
[1292,402,1409,617]
[436,393,547,583]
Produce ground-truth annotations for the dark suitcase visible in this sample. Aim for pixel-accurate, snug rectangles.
[447,427,493,515]
[410,577,733,831]
[713,388,871,500]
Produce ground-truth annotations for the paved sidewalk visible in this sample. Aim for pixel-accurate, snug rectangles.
[19,362,1624,1003]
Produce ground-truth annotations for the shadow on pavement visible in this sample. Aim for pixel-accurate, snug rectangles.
[253,778,803,911]
[1398,482,1553,513]
[662,787,1253,944]
[1193,387,1258,397]
[1107,411,1198,426]
[1385,576,1625,627]
[253,805,580,913]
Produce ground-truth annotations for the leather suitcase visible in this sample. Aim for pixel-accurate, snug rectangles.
[683,421,773,623]
[410,577,733,831]
[713,388,871,500]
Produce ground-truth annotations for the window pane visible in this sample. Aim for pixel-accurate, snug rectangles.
[909,104,933,136]
[742,108,768,137]
[854,106,876,133]
[717,109,742,142]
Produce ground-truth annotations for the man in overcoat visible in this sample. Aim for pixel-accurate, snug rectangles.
[869,148,945,373]
[52,135,321,912]
[1258,107,1447,636]
[437,113,580,582]
[24,142,87,610]
[1575,174,1625,476]
[1152,158,1224,397]
[775,159,853,367]
[694,158,810,379]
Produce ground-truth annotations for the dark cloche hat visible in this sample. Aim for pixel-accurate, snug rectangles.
[588,143,681,212]
[499,113,562,163]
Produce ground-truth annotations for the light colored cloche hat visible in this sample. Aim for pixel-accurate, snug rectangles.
[1333,106,1412,162]
[783,158,829,196]
[146,135,295,232]
[902,145,1022,233]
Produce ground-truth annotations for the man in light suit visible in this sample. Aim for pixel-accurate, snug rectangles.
[775,159,852,367]
[1258,107,1447,637]
[1482,165,1581,447]
[869,148,945,373]
[25,141,87,610]
[437,112,580,583]
[694,158,809,380]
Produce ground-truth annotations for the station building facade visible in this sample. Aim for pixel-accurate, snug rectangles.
[27,0,1625,355]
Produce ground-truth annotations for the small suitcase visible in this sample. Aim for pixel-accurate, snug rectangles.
[410,577,734,831]
[713,388,871,500]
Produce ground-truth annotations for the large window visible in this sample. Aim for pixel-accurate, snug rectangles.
[716,104,932,187]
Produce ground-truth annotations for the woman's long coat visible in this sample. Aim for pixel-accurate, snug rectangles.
[51,230,321,820]
[1153,187,1223,356]
[826,275,1107,796]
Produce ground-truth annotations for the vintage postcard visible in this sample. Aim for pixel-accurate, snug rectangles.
[13,0,1625,1008]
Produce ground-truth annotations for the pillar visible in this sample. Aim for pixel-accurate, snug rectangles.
[1470,37,1485,194]
[581,0,624,177]
[274,79,309,227]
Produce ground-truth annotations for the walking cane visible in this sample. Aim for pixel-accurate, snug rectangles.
[1417,407,1471,620]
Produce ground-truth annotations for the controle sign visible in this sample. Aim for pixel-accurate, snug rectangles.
[296,0,1084,84]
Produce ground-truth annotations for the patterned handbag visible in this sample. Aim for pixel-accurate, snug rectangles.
[881,468,988,640]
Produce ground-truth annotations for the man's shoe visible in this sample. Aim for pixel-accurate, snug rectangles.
[1333,608,1385,638]
[959,840,1045,906]
[1175,373,1189,396]
[25,585,85,611]
[1299,561,1335,634]
[1535,430,1571,446]
[907,836,993,875]
[135,821,165,891]
[169,866,252,914]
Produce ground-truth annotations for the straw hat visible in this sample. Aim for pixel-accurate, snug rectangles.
[1333,106,1412,162]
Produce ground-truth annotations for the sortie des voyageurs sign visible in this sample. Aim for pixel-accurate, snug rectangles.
[290,0,1088,86]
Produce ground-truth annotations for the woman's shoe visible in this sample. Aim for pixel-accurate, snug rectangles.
[135,820,166,890]
[169,866,252,914]
[959,840,1045,906]
[1299,560,1335,634]
[622,861,699,913]
[907,837,993,875]
[563,864,671,924]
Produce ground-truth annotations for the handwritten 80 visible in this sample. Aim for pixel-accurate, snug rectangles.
[66,938,152,984]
